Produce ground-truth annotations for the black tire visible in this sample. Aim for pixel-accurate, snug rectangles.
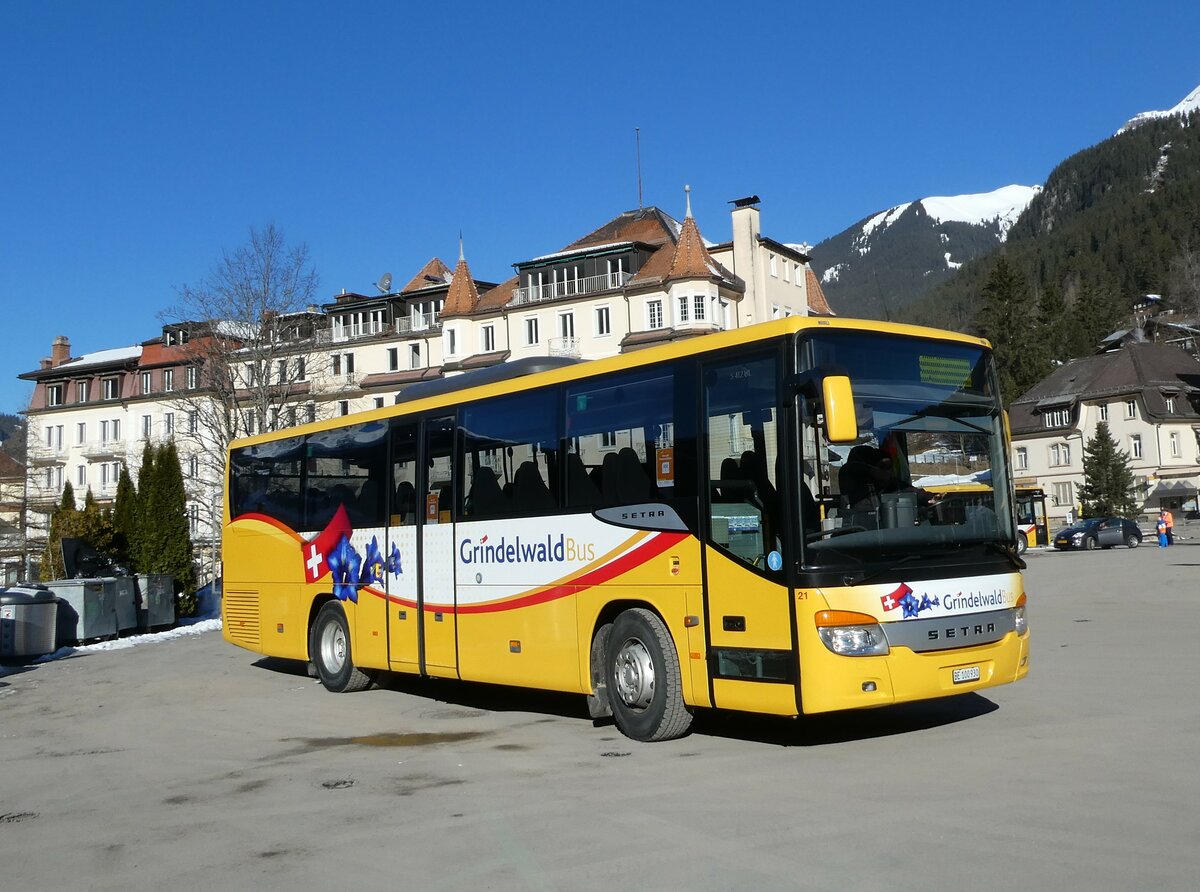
[1125,534,1140,548]
[606,608,693,742]
[1016,535,1028,555]
[1084,536,1097,550]
[310,601,372,693]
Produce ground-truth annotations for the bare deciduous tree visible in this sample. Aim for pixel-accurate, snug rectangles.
[160,224,330,553]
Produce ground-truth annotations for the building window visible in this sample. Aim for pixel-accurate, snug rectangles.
[76,422,86,445]
[595,306,611,336]
[186,366,199,389]
[1015,446,1028,470]
[141,415,152,439]
[296,357,306,381]
[1170,431,1181,457]
[1052,481,1073,507]
[1043,408,1070,428]
[558,312,574,339]
[1125,399,1136,419]
[102,378,119,400]
[677,296,689,324]
[187,411,197,435]
[141,371,152,394]
[1130,434,1142,459]
[189,455,199,478]
[338,400,350,417]
[76,380,89,403]
[163,369,174,392]
[482,324,495,352]
[1166,396,1176,414]
[446,328,458,357]
[769,253,778,277]
[647,300,664,330]
[76,465,86,487]
[525,316,540,345]
[47,383,64,406]
[783,259,790,282]
[164,412,174,436]
[373,397,384,409]
[1048,443,1071,467]
[1099,404,1108,421]
[795,262,804,285]
[410,344,421,370]
[388,348,399,371]
[693,294,706,321]
[305,403,316,424]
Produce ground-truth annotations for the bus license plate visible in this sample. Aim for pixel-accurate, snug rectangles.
[952,666,981,684]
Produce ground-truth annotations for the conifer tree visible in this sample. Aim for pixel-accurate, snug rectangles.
[40,482,77,580]
[154,441,196,611]
[134,442,156,571]
[111,467,138,568]
[1078,422,1139,518]
[975,256,1043,405]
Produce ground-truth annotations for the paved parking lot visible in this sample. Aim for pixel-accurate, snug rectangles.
[3,542,1199,891]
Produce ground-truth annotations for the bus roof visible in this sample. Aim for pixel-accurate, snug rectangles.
[229,316,992,451]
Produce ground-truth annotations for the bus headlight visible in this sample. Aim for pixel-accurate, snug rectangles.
[815,610,889,656]
[1014,593,1028,636]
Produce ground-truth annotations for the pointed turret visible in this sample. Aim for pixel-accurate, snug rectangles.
[442,236,480,317]
[667,185,718,282]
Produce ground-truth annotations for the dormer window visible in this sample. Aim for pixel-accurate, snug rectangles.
[1043,408,1070,429]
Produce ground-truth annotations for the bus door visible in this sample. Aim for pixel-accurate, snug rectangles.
[701,352,798,716]
[419,415,458,675]
[386,420,420,671]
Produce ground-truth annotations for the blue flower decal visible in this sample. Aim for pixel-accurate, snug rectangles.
[900,592,921,618]
[327,535,361,602]
[360,535,386,587]
[388,542,403,577]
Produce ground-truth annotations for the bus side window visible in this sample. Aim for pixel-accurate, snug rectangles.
[460,390,560,519]
[390,420,418,526]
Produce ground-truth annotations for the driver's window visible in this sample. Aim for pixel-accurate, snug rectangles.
[704,353,780,569]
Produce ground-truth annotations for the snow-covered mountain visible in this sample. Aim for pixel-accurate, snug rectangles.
[1117,84,1200,134]
[808,185,1039,319]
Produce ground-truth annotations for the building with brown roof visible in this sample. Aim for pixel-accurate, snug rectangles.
[1009,340,1200,524]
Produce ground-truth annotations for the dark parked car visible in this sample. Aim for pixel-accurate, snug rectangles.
[1053,517,1143,550]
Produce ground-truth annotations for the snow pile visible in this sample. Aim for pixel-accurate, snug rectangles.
[15,619,224,669]
[1118,83,1200,134]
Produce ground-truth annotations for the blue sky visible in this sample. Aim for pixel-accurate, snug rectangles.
[3,1,1198,413]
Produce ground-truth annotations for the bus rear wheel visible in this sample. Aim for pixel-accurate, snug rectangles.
[311,601,373,693]
[606,608,693,742]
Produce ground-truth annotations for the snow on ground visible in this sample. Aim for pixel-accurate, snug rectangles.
[919,184,1040,235]
[0,619,225,674]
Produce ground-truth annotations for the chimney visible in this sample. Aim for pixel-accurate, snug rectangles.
[50,335,70,368]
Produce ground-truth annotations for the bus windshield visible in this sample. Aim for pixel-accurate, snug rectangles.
[797,331,1015,567]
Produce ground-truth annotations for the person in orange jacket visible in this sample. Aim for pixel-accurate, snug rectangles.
[1162,508,1174,545]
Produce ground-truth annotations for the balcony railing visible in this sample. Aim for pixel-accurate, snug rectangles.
[82,440,128,460]
[28,443,67,465]
[395,312,441,335]
[548,337,581,358]
[513,271,633,305]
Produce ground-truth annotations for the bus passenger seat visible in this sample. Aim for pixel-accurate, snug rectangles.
[394,481,416,525]
[468,466,508,517]
[512,461,555,513]
[566,453,601,508]
[615,447,652,504]
[600,452,622,504]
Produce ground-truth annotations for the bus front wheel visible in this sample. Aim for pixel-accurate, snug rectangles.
[311,601,373,693]
[606,608,693,742]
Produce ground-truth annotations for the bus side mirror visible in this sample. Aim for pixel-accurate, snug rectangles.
[823,375,858,443]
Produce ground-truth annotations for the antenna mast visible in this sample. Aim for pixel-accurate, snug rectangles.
[635,128,643,209]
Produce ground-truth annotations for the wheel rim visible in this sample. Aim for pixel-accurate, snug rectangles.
[320,620,347,673]
[613,636,655,711]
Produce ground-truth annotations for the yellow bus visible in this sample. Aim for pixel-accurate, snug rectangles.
[222,317,1029,741]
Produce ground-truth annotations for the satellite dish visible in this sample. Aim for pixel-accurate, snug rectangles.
[376,272,393,294]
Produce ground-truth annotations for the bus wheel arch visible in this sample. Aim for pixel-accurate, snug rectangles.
[310,600,373,693]
[605,607,694,742]
[586,599,658,720]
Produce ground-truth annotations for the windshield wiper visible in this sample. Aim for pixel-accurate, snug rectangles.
[848,553,926,587]
[982,541,1025,571]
